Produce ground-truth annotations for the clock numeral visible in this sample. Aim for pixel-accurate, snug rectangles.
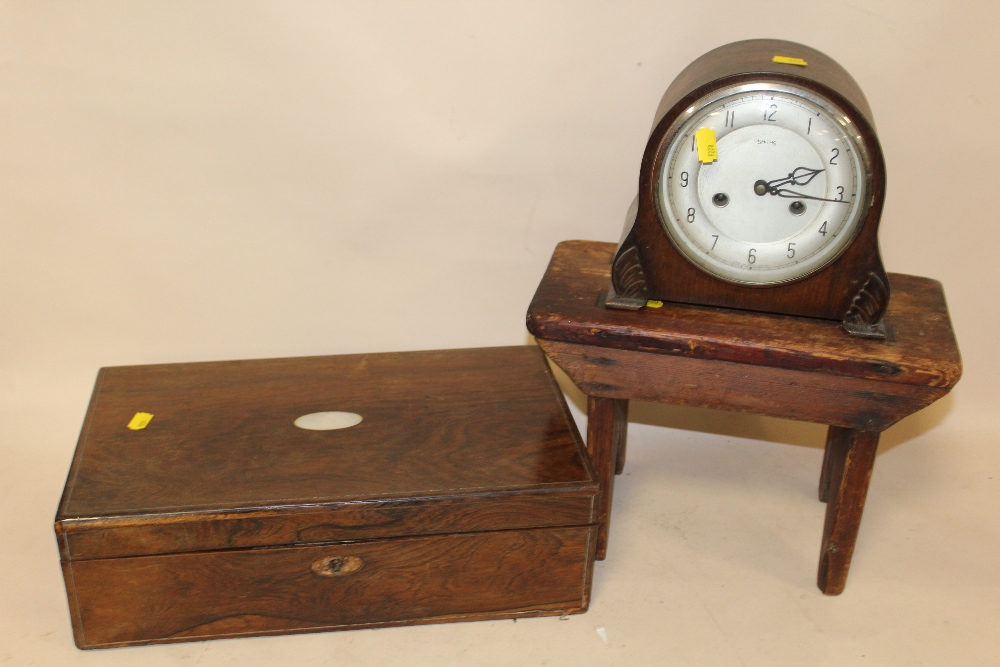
[680,171,689,187]
[764,104,777,122]
[686,208,696,223]
[787,242,796,258]
[836,186,844,201]
[830,148,839,165]
[748,248,757,264]
[819,221,828,236]
[710,235,719,251]
[807,118,811,135]
[725,110,735,128]
[692,135,696,152]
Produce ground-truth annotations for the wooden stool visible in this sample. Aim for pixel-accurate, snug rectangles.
[527,241,962,595]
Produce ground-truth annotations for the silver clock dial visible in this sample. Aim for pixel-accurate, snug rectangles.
[658,83,869,285]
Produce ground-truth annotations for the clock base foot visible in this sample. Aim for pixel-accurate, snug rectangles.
[602,287,646,311]
[842,319,886,340]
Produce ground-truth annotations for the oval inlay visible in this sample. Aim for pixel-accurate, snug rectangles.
[294,411,363,430]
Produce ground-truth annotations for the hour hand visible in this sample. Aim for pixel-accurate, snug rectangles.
[766,167,824,190]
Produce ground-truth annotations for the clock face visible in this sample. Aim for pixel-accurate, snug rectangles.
[658,83,870,285]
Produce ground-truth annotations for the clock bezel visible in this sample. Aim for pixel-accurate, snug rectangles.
[653,81,875,287]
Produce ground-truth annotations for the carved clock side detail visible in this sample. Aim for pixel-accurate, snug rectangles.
[606,235,649,310]
[842,272,889,339]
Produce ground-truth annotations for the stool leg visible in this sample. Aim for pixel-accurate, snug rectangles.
[614,403,630,475]
[587,397,628,560]
[817,428,880,595]
[819,425,852,502]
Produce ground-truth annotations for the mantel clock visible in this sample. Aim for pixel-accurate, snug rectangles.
[607,39,889,338]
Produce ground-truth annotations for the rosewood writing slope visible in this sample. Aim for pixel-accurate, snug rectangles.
[55,346,599,648]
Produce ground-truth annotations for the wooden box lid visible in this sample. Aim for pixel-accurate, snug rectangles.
[55,347,598,561]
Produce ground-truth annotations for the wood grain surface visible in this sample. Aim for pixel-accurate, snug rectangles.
[64,525,596,649]
[538,339,947,432]
[56,346,599,558]
[529,241,962,389]
[586,397,627,559]
[816,428,880,594]
[57,490,598,561]
[55,346,601,647]
[650,39,877,132]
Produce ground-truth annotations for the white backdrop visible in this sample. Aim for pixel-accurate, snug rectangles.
[2,2,998,665]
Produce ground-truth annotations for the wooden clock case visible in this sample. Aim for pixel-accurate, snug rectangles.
[608,39,889,338]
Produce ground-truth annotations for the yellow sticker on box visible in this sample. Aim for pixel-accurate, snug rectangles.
[773,55,808,67]
[127,412,154,430]
[695,127,717,164]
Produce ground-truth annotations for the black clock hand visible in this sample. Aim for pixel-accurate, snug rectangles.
[766,166,824,190]
[770,188,850,204]
[753,167,842,201]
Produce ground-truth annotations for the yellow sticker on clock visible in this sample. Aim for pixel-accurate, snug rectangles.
[772,55,808,67]
[127,412,154,430]
[695,127,717,164]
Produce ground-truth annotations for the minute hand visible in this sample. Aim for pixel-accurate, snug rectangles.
[769,187,850,204]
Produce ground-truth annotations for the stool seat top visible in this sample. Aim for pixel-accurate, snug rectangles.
[527,241,962,388]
